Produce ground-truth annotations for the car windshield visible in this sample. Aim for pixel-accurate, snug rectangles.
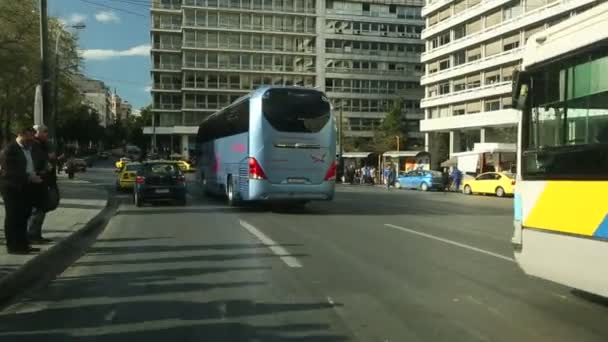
[147,163,180,175]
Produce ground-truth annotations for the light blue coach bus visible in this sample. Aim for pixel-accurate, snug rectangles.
[196,87,336,206]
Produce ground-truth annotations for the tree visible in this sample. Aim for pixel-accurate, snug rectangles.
[370,100,407,153]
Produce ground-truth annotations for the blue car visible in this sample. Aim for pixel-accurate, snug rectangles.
[395,170,444,191]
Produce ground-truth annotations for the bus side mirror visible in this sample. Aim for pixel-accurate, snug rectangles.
[512,70,530,110]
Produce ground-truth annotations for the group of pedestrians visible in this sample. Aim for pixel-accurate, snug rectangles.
[0,124,58,254]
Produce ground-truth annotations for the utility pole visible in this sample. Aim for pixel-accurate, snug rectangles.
[39,0,50,127]
[338,104,344,183]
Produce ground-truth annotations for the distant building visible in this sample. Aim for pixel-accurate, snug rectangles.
[119,101,133,120]
[148,0,426,156]
[419,0,602,168]
[71,73,112,127]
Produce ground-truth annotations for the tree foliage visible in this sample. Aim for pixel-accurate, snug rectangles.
[369,100,407,152]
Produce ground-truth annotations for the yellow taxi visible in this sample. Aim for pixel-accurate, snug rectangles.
[115,157,131,170]
[175,159,194,173]
[462,172,515,197]
[115,162,141,191]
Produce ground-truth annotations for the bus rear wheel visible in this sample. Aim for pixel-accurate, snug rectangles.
[226,177,239,207]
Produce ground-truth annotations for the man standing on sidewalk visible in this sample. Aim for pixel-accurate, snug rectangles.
[28,125,57,244]
[0,125,42,254]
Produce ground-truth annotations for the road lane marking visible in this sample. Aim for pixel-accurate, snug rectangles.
[104,309,116,322]
[384,223,515,263]
[239,220,302,268]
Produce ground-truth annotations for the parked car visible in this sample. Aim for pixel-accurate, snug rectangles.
[115,162,141,191]
[395,170,444,191]
[462,172,515,197]
[133,161,187,206]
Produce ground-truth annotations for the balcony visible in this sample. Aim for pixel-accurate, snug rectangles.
[182,0,317,15]
[152,103,182,111]
[421,81,511,108]
[421,0,596,63]
[183,43,315,55]
[152,23,182,32]
[325,48,421,62]
[183,22,316,36]
[420,108,518,132]
[153,83,181,92]
[325,67,422,81]
[422,0,453,17]
[152,42,181,52]
[182,62,316,74]
[422,0,512,40]
[151,0,181,11]
[421,47,523,85]
[152,62,182,72]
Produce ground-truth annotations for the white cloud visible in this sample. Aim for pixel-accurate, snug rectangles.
[95,11,120,23]
[132,109,142,116]
[68,13,87,25]
[80,44,151,60]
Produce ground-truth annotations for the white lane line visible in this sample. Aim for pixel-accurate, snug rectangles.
[239,220,302,268]
[104,309,117,322]
[384,223,515,263]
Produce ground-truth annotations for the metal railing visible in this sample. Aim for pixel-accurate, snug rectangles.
[182,0,317,14]
[154,83,181,90]
[422,81,511,103]
[153,62,181,70]
[325,67,421,77]
[153,22,182,30]
[182,62,316,73]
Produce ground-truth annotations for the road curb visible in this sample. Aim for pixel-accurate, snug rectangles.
[0,189,114,306]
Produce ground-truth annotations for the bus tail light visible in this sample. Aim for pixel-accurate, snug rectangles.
[135,176,145,184]
[248,157,267,180]
[324,161,337,181]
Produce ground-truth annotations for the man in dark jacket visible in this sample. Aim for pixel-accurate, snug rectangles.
[28,124,56,243]
[0,125,42,254]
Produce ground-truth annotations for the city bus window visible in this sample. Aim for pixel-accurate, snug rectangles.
[262,89,330,133]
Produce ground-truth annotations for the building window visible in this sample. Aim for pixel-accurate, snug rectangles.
[466,18,482,35]
[438,32,450,46]
[485,69,501,84]
[503,33,520,51]
[428,61,438,74]
[502,96,513,109]
[466,101,481,114]
[439,82,450,95]
[504,1,522,20]
[501,64,518,81]
[453,104,465,116]
[454,25,466,40]
[485,39,502,57]
[485,9,502,28]
[484,98,501,112]
[453,77,466,92]
[439,58,450,70]
[453,50,466,66]
[467,46,481,62]
[466,74,481,89]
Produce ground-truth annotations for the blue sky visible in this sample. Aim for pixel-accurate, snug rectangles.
[50,0,152,113]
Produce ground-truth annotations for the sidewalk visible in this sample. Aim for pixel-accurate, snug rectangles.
[0,177,108,301]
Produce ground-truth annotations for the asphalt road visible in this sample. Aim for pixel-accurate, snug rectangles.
[1,165,607,341]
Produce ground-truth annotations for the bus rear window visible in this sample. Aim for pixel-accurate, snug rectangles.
[262,89,331,133]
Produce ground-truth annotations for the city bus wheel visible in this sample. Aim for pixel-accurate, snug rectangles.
[495,186,505,198]
[464,185,472,195]
[227,178,239,207]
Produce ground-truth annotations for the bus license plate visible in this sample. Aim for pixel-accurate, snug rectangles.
[155,189,170,194]
[287,178,307,184]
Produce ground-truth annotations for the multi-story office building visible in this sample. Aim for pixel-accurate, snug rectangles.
[419,0,602,167]
[72,73,112,127]
[148,0,425,155]
[322,0,425,149]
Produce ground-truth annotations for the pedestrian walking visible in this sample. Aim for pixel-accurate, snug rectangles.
[28,125,58,244]
[451,167,462,192]
[0,125,41,254]
[386,164,396,191]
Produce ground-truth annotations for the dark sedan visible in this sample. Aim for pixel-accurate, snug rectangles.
[133,161,187,206]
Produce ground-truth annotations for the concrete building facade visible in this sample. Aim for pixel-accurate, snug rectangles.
[419,0,602,167]
[71,73,112,127]
[148,0,425,156]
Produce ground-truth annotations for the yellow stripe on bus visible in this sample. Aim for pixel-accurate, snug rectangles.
[524,181,608,236]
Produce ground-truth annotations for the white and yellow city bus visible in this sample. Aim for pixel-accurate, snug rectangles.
[512,2,608,297]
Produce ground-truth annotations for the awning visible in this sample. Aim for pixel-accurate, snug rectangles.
[382,151,421,158]
[440,157,458,167]
[342,152,372,159]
